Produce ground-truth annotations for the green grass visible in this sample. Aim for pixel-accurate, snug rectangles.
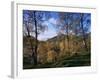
[23,53,91,69]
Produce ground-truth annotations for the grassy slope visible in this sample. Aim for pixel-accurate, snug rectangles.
[23,53,91,69]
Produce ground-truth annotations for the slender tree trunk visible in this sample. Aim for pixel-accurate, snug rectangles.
[80,13,88,51]
[74,26,78,52]
[26,22,30,37]
[25,22,34,52]
[66,14,70,55]
[33,11,38,65]
[25,22,35,64]
[66,26,70,55]
[63,35,66,54]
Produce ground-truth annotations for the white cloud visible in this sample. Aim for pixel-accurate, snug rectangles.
[48,18,58,25]
[38,28,57,41]
[38,21,57,41]
[42,21,49,27]
[48,18,63,27]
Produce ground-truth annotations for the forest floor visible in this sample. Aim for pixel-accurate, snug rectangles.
[23,52,91,69]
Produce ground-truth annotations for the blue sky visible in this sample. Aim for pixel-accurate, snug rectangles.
[38,20,57,41]
[38,12,64,41]
[23,10,91,41]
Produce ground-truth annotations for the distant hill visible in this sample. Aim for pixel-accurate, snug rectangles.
[47,34,66,42]
[47,33,90,41]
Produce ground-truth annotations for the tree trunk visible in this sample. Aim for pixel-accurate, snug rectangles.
[66,14,70,55]
[66,27,70,55]
[33,11,38,65]
[80,13,88,51]
[26,21,30,37]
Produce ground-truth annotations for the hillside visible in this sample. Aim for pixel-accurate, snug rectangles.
[23,33,91,69]
[23,52,90,69]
